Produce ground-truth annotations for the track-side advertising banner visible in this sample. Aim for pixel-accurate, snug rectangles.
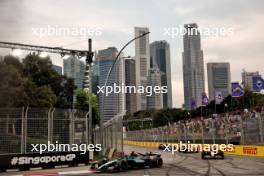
[124,140,264,157]
[0,152,89,171]
[225,145,264,157]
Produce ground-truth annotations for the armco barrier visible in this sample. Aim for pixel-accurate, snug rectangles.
[123,140,264,157]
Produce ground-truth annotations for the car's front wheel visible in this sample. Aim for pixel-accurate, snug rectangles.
[120,161,128,171]
[155,158,163,168]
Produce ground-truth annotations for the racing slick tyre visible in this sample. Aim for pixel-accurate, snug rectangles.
[157,158,163,167]
[152,158,163,168]
[201,152,206,159]
[218,154,225,159]
[120,161,128,171]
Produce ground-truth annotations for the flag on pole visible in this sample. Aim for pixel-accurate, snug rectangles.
[232,82,244,97]
[252,76,264,92]
[215,91,223,104]
[190,97,196,109]
[201,92,209,107]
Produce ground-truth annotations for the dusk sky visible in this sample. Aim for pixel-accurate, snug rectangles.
[0,0,264,107]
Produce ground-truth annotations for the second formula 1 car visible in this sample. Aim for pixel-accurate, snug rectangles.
[201,150,224,159]
[179,145,199,153]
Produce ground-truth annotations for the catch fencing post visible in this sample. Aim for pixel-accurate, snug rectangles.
[258,115,263,143]
[69,109,75,145]
[201,124,205,144]
[21,107,25,154]
[21,107,29,154]
[224,124,229,145]
[211,120,216,144]
[48,108,54,143]
[192,123,195,143]
[184,124,187,143]
[240,117,245,145]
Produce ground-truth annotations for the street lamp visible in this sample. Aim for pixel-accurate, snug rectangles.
[100,32,150,154]
[83,39,94,160]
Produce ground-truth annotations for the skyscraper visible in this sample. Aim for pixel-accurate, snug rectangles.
[91,52,99,94]
[135,27,150,111]
[242,70,261,91]
[125,58,137,114]
[147,67,163,109]
[52,64,62,75]
[182,23,205,110]
[96,47,125,122]
[150,40,172,108]
[63,56,85,90]
[207,63,231,101]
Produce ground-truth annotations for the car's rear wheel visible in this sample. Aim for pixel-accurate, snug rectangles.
[220,155,225,159]
[201,153,205,159]
[156,158,163,168]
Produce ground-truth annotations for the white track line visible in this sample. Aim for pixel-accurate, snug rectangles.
[59,170,94,175]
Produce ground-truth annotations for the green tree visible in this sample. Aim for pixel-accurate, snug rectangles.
[0,61,25,107]
[4,55,23,72]
[21,80,57,107]
[75,89,100,125]
[22,53,75,108]
[0,53,76,108]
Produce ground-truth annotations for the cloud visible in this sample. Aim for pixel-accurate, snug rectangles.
[0,0,263,108]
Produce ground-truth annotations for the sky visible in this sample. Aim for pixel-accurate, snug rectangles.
[0,0,264,108]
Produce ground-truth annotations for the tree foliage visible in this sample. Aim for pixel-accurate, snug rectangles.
[0,54,75,108]
[75,89,100,126]
[0,61,25,107]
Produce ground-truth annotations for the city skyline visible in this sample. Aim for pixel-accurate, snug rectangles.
[63,56,85,90]
[95,47,125,122]
[125,58,137,113]
[0,0,264,108]
[207,62,231,101]
[183,23,205,109]
[150,40,172,108]
[135,27,150,111]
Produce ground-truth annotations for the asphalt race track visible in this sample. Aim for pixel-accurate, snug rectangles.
[1,145,264,176]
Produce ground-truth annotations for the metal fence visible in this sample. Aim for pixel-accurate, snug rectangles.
[93,113,124,154]
[125,113,264,145]
[0,107,90,155]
